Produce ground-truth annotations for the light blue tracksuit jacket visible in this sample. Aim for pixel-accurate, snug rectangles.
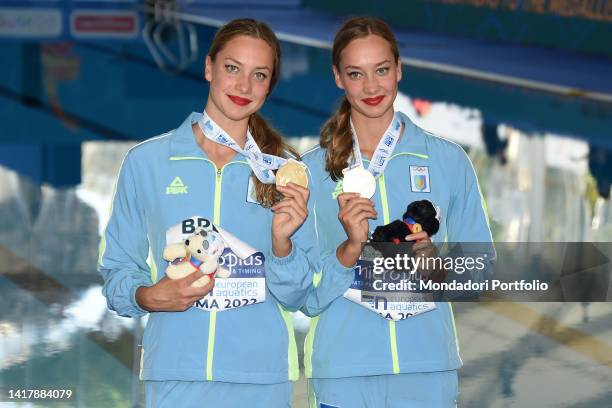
[98,112,331,384]
[300,111,495,379]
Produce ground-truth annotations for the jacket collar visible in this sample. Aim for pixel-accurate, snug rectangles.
[168,112,249,165]
[395,111,429,158]
[169,112,207,158]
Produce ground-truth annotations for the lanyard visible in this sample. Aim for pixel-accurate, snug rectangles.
[197,110,287,184]
[349,111,404,177]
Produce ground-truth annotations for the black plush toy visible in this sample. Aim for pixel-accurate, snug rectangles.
[371,200,439,243]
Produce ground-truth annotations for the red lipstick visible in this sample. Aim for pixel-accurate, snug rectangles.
[362,96,385,106]
[228,95,252,106]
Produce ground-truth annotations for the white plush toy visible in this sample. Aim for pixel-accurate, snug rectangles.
[163,227,230,287]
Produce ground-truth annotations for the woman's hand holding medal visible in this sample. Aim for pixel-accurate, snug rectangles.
[335,192,378,267]
[332,111,404,267]
[335,167,380,267]
[271,182,310,257]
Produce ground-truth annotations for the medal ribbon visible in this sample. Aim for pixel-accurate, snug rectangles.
[198,110,287,184]
[349,111,404,178]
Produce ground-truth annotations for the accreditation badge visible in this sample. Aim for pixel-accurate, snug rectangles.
[246,176,259,204]
[165,216,266,312]
[342,243,437,320]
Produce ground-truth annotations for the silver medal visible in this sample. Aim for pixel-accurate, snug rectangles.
[342,166,376,198]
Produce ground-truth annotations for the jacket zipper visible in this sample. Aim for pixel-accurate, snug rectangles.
[207,166,223,381]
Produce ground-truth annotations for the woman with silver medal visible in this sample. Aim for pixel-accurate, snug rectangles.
[301,17,494,407]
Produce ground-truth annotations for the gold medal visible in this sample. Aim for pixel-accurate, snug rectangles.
[275,159,308,188]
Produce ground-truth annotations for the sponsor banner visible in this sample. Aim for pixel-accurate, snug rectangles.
[344,243,436,321]
[70,9,138,39]
[165,216,266,313]
[0,8,62,38]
